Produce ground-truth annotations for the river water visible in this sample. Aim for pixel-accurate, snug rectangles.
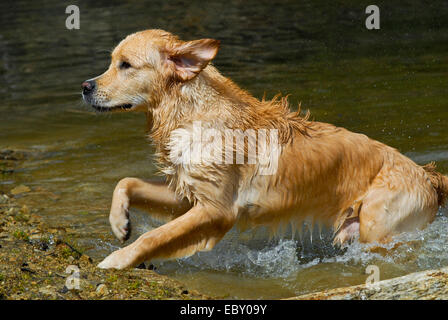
[1,0,447,299]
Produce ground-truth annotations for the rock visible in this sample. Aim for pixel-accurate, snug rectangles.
[6,207,17,215]
[0,149,27,161]
[148,264,156,270]
[80,254,92,264]
[39,286,59,299]
[33,239,49,251]
[96,284,109,296]
[0,195,9,204]
[10,185,31,195]
[289,266,448,300]
[58,286,69,294]
[20,205,30,215]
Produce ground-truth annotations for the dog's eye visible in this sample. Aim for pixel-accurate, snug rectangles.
[120,61,131,69]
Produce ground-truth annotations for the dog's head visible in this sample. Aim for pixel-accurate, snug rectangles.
[82,29,220,112]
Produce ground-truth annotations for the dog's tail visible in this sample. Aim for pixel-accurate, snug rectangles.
[423,162,448,207]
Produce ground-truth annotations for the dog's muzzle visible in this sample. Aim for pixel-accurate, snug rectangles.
[81,79,133,112]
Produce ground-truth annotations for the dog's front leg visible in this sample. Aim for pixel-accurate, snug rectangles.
[98,204,236,269]
[109,177,191,242]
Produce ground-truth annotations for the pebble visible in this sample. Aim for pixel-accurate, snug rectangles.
[80,254,92,264]
[96,284,109,296]
[20,205,30,214]
[39,286,58,298]
[10,185,31,195]
[58,286,69,294]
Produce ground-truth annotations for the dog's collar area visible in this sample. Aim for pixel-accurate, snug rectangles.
[92,104,133,112]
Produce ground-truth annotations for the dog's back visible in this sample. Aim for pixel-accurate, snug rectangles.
[235,118,443,243]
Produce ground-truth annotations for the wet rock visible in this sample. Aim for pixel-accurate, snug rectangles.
[148,264,157,271]
[289,266,448,300]
[33,239,49,251]
[10,185,31,196]
[0,195,9,204]
[0,149,28,161]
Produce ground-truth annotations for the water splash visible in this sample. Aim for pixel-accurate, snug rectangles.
[89,207,448,298]
[144,209,448,280]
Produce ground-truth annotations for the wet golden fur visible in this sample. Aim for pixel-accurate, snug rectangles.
[82,29,448,269]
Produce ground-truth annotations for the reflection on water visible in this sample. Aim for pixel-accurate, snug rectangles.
[0,0,447,299]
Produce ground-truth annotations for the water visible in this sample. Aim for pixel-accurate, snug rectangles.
[1,0,447,299]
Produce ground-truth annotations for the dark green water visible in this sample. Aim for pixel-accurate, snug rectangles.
[1,0,447,299]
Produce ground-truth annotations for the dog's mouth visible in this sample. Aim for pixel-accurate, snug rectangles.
[91,104,133,112]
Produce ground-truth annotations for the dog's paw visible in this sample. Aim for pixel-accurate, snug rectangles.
[110,211,131,243]
[97,249,130,270]
[333,218,359,246]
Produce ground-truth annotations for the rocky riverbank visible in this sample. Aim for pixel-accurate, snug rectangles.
[0,192,211,300]
[0,149,210,300]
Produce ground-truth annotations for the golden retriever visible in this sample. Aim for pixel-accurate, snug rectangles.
[81,29,448,269]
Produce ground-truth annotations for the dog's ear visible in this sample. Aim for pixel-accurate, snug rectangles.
[165,39,220,81]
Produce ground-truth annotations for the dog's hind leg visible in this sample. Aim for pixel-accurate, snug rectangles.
[358,178,438,244]
[109,177,191,242]
[333,217,360,246]
[98,204,236,269]
[333,201,362,246]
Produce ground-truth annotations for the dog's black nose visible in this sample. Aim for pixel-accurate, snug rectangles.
[81,80,96,95]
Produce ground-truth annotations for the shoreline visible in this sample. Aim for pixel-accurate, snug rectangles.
[0,192,211,300]
[0,149,211,299]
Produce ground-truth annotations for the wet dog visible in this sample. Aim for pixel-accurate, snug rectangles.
[81,29,448,269]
